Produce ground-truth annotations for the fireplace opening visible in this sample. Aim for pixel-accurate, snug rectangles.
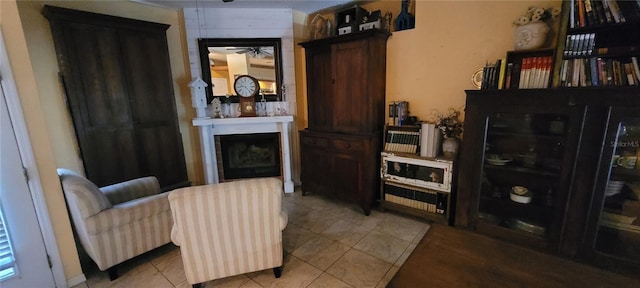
[218,133,281,180]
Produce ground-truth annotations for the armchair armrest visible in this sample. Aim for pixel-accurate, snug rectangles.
[101,176,160,205]
[85,192,170,234]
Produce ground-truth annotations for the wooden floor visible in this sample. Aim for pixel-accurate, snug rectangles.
[388,224,640,288]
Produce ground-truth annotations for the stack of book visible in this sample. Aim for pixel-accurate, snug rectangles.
[559,56,640,87]
[564,33,596,57]
[480,59,506,90]
[384,126,421,153]
[482,56,552,90]
[516,56,553,89]
[384,183,448,215]
[570,0,640,28]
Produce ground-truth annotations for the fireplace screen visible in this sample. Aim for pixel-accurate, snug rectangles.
[219,133,281,180]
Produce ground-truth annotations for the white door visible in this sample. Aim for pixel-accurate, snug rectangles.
[1,80,56,287]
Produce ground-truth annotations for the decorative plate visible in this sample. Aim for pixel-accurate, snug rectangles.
[472,68,483,89]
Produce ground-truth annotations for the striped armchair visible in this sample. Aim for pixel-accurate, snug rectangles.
[57,169,173,280]
[169,178,288,287]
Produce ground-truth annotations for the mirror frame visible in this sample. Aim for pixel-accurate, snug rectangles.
[198,38,283,103]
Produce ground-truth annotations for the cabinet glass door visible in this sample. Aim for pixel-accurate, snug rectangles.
[478,112,568,242]
[594,117,640,264]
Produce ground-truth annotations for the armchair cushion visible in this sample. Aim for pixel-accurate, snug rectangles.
[84,192,170,234]
[101,176,161,205]
[57,168,111,218]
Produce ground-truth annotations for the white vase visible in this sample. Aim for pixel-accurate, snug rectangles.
[514,21,550,50]
[442,138,459,159]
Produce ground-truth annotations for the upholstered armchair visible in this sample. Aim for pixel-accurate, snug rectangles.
[57,169,173,280]
[169,178,288,287]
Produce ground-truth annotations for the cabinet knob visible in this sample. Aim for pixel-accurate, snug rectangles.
[344,143,351,148]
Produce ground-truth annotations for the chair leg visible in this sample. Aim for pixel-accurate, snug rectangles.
[273,266,283,278]
[107,265,118,281]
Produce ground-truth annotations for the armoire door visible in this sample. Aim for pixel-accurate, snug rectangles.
[43,5,189,190]
[305,45,333,132]
[119,28,188,189]
[53,21,143,186]
[332,39,367,134]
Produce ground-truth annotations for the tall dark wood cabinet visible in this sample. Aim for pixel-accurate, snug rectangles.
[43,5,189,190]
[299,30,390,215]
[455,87,640,275]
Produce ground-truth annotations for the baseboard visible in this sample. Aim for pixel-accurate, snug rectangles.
[66,273,86,288]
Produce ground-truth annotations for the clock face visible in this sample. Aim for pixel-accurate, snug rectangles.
[234,75,259,97]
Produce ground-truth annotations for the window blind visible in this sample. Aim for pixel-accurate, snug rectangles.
[0,207,16,281]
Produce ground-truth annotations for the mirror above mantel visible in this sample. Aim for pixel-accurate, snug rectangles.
[198,38,283,103]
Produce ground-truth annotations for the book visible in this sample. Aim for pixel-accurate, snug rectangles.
[542,56,552,88]
[608,0,626,23]
[570,0,577,28]
[564,35,572,57]
[586,33,595,56]
[592,0,606,24]
[624,63,636,85]
[578,0,586,27]
[510,59,522,89]
[519,57,531,89]
[505,63,513,89]
[585,0,596,26]
[497,58,507,89]
[602,0,614,23]
[530,57,541,88]
[561,59,570,87]
[590,57,600,86]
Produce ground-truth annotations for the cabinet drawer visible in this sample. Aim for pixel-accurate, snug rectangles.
[331,139,364,151]
[301,135,329,148]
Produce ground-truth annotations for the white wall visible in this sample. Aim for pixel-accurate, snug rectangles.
[183,7,301,183]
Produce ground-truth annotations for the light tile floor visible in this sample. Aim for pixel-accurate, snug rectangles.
[74,189,430,288]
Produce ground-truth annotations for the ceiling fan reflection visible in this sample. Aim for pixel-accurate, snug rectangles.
[226,47,274,59]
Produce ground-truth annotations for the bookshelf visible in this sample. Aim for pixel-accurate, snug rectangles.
[553,0,640,87]
[379,126,456,225]
[482,1,639,90]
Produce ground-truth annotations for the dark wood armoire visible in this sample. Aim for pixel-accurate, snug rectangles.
[299,30,390,215]
[42,5,189,191]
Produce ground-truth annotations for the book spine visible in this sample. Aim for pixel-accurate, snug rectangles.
[590,57,600,86]
[585,0,596,26]
[561,59,569,87]
[504,63,513,89]
[519,57,530,89]
[578,0,586,27]
[511,59,522,89]
[543,56,552,88]
[593,0,606,24]
[602,0,614,23]
[497,58,507,89]
[570,0,577,28]
[586,33,595,56]
[530,57,540,89]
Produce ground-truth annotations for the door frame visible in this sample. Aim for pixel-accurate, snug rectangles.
[1,31,67,288]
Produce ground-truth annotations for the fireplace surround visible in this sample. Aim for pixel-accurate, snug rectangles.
[192,113,294,193]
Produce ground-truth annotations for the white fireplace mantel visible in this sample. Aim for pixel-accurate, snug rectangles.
[193,114,295,193]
